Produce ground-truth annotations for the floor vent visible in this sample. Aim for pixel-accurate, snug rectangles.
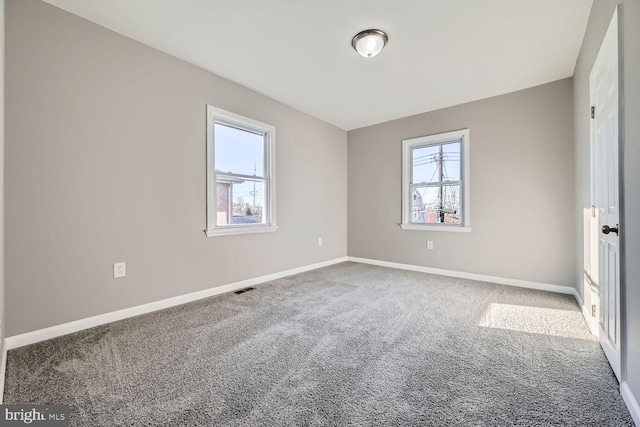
[234,287,256,295]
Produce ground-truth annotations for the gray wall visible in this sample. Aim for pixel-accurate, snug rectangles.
[348,79,575,287]
[573,0,640,409]
[5,0,347,336]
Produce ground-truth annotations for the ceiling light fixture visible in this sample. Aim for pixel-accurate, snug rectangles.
[351,29,388,58]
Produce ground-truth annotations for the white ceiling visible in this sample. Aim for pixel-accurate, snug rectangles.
[42,0,593,130]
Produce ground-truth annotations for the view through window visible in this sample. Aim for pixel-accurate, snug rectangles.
[410,139,462,224]
[214,123,267,226]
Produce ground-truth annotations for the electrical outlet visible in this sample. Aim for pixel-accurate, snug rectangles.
[427,241,434,250]
[114,262,126,278]
[318,237,323,246]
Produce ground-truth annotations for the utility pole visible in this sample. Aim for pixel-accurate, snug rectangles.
[437,145,445,223]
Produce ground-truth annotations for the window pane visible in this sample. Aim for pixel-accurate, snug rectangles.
[412,142,461,184]
[214,123,264,176]
[216,178,266,226]
[411,185,461,224]
[441,142,461,182]
[411,145,439,184]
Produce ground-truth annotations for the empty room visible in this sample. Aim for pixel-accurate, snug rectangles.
[0,0,639,425]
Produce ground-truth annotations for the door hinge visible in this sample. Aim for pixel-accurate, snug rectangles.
[591,205,596,218]
[592,304,597,317]
[591,106,595,119]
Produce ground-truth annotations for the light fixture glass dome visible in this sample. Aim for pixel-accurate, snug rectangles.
[352,29,388,58]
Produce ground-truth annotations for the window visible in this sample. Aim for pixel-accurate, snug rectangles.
[206,106,277,236]
[401,129,471,232]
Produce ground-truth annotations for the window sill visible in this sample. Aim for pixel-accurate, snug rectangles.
[205,225,279,237]
[399,224,472,233]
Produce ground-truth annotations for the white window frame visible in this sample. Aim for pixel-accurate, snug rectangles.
[205,105,277,237]
[401,129,471,232]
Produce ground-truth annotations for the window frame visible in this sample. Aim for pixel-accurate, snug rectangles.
[205,105,277,237]
[400,129,471,232]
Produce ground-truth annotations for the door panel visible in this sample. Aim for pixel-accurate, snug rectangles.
[590,8,620,380]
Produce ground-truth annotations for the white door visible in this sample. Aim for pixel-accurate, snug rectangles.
[590,8,620,380]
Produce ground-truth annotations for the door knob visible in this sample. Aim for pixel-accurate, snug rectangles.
[602,224,619,235]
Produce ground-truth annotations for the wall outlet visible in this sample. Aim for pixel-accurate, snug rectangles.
[114,262,126,278]
[427,241,434,250]
[318,237,323,246]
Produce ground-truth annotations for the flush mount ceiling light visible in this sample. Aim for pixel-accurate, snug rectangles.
[351,29,388,58]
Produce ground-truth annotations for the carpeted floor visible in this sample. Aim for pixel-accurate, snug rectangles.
[4,262,634,426]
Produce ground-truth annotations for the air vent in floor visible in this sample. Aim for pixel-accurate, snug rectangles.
[234,287,256,295]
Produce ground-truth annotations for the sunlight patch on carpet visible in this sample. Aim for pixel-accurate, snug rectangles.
[478,303,595,340]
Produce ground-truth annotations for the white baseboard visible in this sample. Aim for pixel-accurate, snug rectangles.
[573,289,596,336]
[3,256,580,352]
[573,290,583,309]
[347,257,577,296]
[622,382,640,426]
[580,302,597,335]
[575,292,599,336]
[4,257,348,350]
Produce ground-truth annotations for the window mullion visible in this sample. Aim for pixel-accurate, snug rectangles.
[217,172,266,181]
[411,182,460,188]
